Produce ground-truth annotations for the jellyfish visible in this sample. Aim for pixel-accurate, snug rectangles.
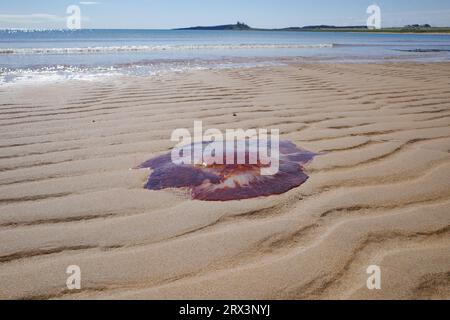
[136,140,317,201]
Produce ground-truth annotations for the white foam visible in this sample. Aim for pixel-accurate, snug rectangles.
[0,60,285,87]
[0,43,334,55]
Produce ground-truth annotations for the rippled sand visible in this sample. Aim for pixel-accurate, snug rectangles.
[0,62,449,300]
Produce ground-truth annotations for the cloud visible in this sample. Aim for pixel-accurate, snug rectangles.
[0,13,66,24]
[0,13,89,29]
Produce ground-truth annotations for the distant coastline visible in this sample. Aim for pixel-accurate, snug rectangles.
[175,22,450,34]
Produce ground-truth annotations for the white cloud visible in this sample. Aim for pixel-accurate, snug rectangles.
[0,13,89,29]
[0,13,66,24]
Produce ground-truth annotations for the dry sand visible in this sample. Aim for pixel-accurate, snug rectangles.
[0,62,449,300]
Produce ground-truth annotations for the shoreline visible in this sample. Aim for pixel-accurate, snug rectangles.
[2,56,450,88]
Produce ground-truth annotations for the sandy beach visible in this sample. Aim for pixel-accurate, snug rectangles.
[0,62,449,300]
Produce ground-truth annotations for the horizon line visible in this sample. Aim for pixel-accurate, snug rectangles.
[2,23,450,32]
[3,27,450,32]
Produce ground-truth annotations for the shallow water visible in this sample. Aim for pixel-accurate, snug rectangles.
[1,29,450,85]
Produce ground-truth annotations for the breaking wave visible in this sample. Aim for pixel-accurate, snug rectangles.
[0,43,334,55]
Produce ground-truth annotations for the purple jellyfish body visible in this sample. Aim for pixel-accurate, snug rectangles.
[137,140,317,201]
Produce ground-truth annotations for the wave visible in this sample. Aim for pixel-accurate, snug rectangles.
[0,43,333,55]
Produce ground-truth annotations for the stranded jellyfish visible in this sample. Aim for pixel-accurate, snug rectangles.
[137,140,317,201]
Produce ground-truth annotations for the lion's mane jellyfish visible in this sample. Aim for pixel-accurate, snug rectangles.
[137,140,317,201]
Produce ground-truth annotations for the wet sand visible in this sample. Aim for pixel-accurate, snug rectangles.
[0,62,449,299]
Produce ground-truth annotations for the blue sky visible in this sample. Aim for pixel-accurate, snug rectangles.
[1,0,449,29]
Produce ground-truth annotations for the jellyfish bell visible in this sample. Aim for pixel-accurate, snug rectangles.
[137,139,317,201]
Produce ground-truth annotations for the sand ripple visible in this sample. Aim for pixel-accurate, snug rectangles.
[0,63,449,299]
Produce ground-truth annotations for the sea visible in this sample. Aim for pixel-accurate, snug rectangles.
[1,29,450,86]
